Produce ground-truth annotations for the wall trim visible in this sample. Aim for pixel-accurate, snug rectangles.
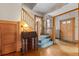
[53,8,79,17]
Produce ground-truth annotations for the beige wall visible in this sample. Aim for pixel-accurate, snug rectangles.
[0,3,21,21]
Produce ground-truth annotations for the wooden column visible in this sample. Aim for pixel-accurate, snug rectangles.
[52,17,56,43]
[78,4,79,56]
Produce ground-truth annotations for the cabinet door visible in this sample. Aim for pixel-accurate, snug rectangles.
[0,23,17,54]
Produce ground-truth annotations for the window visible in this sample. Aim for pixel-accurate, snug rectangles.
[46,19,52,34]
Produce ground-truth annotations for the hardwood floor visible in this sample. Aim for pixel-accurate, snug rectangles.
[55,39,79,56]
[2,44,69,56]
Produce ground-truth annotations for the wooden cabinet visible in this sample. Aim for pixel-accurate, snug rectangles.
[0,21,19,55]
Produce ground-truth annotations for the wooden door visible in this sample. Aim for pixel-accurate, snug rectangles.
[0,22,18,54]
[60,20,67,41]
[60,18,75,42]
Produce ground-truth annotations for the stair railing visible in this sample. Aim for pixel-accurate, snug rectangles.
[21,8,35,30]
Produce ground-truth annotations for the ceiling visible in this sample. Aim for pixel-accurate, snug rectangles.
[23,3,68,15]
[23,3,36,9]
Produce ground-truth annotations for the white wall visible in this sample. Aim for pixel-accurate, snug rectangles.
[0,3,22,21]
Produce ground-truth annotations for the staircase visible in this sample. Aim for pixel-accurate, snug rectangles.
[21,8,35,31]
[38,35,53,48]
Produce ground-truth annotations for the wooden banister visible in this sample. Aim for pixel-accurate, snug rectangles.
[22,8,34,20]
[21,8,35,31]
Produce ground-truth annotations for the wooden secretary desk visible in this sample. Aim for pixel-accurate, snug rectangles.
[0,21,19,55]
[21,32,38,53]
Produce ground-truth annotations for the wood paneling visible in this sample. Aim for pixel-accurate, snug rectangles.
[0,24,2,55]
[2,32,16,44]
[0,20,19,55]
[2,44,16,54]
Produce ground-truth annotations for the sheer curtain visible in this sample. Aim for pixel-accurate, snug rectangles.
[35,16,42,37]
[44,17,53,35]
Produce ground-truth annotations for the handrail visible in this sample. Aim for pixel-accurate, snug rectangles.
[21,8,35,31]
[22,8,34,20]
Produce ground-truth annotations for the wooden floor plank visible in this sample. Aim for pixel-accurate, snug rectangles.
[2,44,69,56]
